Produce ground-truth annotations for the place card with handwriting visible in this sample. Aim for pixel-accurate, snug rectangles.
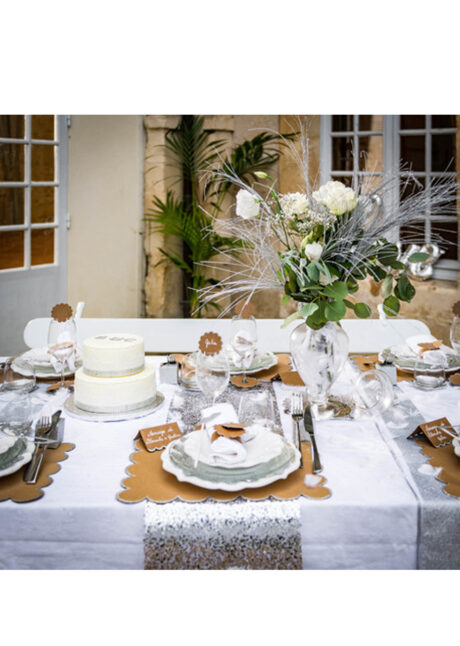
[139,422,182,452]
[408,417,457,448]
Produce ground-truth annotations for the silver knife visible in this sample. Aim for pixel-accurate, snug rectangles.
[24,410,62,484]
[303,405,322,473]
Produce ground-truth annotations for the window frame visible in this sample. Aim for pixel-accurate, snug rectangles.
[0,115,68,274]
[320,114,460,281]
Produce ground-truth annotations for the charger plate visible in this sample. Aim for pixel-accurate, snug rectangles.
[161,429,300,491]
[64,391,165,422]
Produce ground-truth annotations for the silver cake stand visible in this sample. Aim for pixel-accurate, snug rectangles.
[64,391,165,422]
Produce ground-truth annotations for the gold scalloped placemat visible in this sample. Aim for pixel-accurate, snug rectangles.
[117,439,331,503]
[416,439,460,499]
[0,443,75,503]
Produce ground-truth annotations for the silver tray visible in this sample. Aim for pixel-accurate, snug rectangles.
[64,391,165,422]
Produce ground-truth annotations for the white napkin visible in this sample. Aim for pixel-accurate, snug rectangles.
[405,335,448,368]
[201,403,248,465]
[231,329,256,369]
[21,346,78,373]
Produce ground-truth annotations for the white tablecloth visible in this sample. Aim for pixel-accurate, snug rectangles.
[0,356,432,569]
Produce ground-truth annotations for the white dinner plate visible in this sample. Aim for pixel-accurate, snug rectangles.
[12,356,80,379]
[0,435,34,478]
[161,429,300,491]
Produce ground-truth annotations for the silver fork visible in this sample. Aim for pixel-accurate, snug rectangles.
[290,393,303,468]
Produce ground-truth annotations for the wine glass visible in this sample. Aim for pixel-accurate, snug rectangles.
[48,318,77,389]
[195,350,230,467]
[450,316,460,354]
[353,369,394,418]
[230,315,257,385]
[238,390,275,431]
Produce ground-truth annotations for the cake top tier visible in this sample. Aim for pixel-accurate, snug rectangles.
[82,333,145,377]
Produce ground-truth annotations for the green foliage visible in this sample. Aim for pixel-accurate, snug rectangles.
[145,115,291,317]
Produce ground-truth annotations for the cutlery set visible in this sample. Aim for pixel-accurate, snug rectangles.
[288,394,322,474]
[23,410,63,484]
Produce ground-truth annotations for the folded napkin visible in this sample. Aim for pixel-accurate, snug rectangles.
[22,346,79,373]
[405,335,448,368]
[201,403,251,465]
[231,329,256,369]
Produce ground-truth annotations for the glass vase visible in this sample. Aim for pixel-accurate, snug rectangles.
[289,320,349,419]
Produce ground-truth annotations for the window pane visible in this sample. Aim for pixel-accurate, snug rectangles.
[0,115,24,139]
[400,115,426,130]
[332,115,353,132]
[432,115,456,129]
[0,187,24,225]
[431,220,459,260]
[0,143,25,181]
[400,135,425,171]
[330,175,353,188]
[31,144,54,181]
[31,186,54,223]
[432,133,456,172]
[0,230,24,269]
[32,115,55,140]
[359,115,382,131]
[31,228,54,265]
[332,137,353,171]
[359,135,382,171]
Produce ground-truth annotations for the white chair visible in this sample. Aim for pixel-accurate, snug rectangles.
[24,316,430,354]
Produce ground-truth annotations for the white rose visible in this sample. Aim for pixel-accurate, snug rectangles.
[279,192,309,218]
[313,181,358,215]
[236,189,260,219]
[303,242,323,262]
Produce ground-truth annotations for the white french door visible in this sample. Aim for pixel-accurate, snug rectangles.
[0,115,68,355]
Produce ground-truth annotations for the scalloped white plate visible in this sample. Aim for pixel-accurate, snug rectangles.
[0,436,34,478]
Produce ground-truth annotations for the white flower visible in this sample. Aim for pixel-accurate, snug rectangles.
[236,189,260,219]
[279,192,309,218]
[313,181,358,215]
[302,242,323,262]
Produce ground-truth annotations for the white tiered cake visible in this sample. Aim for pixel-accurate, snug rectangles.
[74,334,156,413]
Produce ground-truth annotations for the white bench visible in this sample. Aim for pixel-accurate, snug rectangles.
[24,316,430,354]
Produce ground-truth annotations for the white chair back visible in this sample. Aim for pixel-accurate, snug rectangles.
[24,316,430,354]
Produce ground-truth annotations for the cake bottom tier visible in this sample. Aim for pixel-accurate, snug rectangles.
[74,361,157,413]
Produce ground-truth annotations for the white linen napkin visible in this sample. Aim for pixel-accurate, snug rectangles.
[201,403,249,465]
[22,346,78,373]
[405,335,448,368]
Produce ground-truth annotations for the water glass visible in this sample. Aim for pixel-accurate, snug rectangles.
[0,392,33,438]
[238,390,275,431]
[413,358,445,390]
[1,359,36,393]
[178,353,200,391]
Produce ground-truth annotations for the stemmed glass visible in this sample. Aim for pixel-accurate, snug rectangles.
[195,350,230,467]
[48,318,77,390]
[230,315,257,385]
[450,316,460,354]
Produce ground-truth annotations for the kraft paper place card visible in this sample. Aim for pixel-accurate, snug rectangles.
[408,417,457,448]
[138,422,182,452]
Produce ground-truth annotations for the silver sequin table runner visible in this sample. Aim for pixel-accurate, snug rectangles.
[144,382,303,570]
[381,401,460,569]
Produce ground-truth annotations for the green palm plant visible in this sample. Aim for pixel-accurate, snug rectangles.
[145,115,293,317]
